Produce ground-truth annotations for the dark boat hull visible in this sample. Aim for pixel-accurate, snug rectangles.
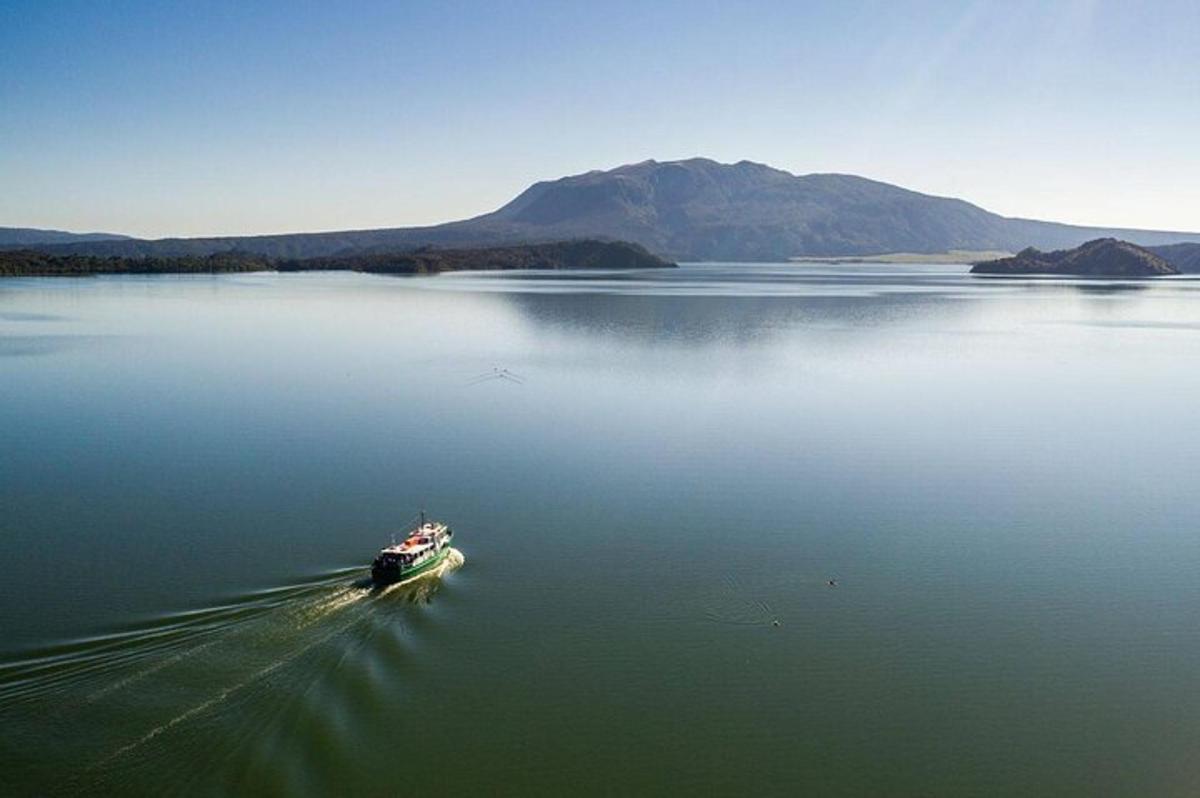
[371,548,449,585]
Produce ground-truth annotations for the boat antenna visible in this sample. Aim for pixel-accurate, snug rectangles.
[420,508,426,527]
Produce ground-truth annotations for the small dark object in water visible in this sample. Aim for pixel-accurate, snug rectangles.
[771,619,780,627]
[827,579,838,587]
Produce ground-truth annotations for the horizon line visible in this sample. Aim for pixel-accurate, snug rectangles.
[5,156,1199,241]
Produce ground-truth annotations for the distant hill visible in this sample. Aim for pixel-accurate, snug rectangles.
[0,227,131,247]
[0,240,671,277]
[971,239,1179,277]
[9,159,1200,261]
[1149,243,1200,273]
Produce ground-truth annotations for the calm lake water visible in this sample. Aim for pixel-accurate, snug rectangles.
[3,264,1200,796]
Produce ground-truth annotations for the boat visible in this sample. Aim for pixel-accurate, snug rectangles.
[371,513,454,585]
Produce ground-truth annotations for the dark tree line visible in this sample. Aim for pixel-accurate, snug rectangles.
[0,250,273,276]
[0,240,674,277]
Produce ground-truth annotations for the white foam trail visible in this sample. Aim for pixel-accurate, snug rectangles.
[0,580,351,708]
[86,550,465,773]
[89,606,366,772]
[292,585,370,630]
[85,638,220,703]
[88,580,373,703]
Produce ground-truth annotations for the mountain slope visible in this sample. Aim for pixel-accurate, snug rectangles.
[1149,242,1200,273]
[11,159,1200,261]
[481,159,1200,259]
[0,227,131,247]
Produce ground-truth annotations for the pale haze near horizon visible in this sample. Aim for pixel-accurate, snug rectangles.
[1,0,1197,239]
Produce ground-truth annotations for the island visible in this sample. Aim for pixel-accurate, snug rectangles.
[0,239,675,277]
[971,238,1179,277]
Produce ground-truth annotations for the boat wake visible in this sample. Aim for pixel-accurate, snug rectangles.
[88,604,367,773]
[0,553,465,794]
[0,567,363,711]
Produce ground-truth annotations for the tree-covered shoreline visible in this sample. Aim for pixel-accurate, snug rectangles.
[0,239,674,277]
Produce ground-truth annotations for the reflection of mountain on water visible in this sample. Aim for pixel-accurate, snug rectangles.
[491,274,975,348]
[442,264,1173,349]
[1065,282,1150,295]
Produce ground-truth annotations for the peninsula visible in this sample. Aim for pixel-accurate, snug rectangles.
[0,239,674,277]
[971,238,1180,277]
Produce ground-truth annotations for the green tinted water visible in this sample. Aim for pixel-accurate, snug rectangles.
[3,265,1200,796]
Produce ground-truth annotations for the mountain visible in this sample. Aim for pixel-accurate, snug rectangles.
[474,159,1200,259]
[9,159,1200,261]
[971,239,1179,277]
[0,227,131,247]
[1148,242,1200,273]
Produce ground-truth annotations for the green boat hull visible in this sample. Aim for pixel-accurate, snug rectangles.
[371,547,449,585]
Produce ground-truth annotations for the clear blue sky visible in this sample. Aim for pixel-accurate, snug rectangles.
[2,0,1197,237]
